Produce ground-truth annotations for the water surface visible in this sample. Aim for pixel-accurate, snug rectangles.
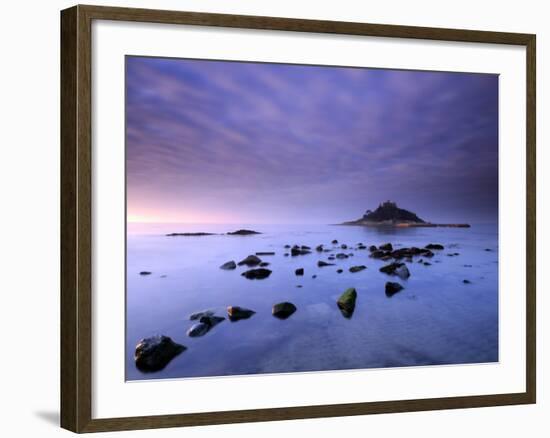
[126,223,498,380]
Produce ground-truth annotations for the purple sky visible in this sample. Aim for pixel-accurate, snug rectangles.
[126,56,498,224]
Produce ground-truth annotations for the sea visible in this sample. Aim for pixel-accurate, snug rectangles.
[126,222,499,381]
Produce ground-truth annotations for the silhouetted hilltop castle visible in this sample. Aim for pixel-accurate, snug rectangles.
[341,201,470,228]
[362,200,425,223]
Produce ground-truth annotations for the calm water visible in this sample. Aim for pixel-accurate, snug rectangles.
[126,223,498,381]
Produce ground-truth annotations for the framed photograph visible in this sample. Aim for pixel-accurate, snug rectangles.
[60,4,536,433]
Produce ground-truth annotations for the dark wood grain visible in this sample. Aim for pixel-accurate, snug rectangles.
[60,4,536,433]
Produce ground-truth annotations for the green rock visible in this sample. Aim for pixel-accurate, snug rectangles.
[337,288,357,318]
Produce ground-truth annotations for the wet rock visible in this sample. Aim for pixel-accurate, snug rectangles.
[241,268,272,279]
[336,253,349,259]
[256,252,275,256]
[220,260,237,270]
[291,247,311,256]
[295,268,304,276]
[189,310,214,320]
[369,245,378,252]
[318,261,335,267]
[337,288,357,318]
[227,306,255,321]
[187,315,225,337]
[316,244,324,252]
[385,282,404,297]
[379,243,393,251]
[349,265,367,273]
[272,302,297,319]
[380,262,410,279]
[332,239,338,244]
[337,269,343,274]
[425,243,444,250]
[238,255,262,267]
[135,335,186,372]
[227,229,261,235]
[139,271,152,276]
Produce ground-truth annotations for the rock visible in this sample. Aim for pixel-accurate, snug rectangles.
[139,271,152,276]
[189,310,214,320]
[380,262,410,279]
[227,306,256,321]
[256,252,275,256]
[423,250,435,258]
[463,279,471,284]
[418,259,424,263]
[369,250,388,259]
[220,260,237,270]
[284,245,291,249]
[336,253,349,259]
[484,248,492,252]
[369,245,378,252]
[464,264,473,267]
[341,244,348,249]
[316,245,324,252]
[423,262,432,266]
[187,315,224,337]
[301,245,311,250]
[349,265,366,273]
[187,322,210,337]
[241,268,272,279]
[227,229,261,235]
[348,253,354,257]
[135,335,186,372]
[357,244,367,250]
[295,268,304,276]
[318,261,335,267]
[166,232,216,237]
[328,255,336,260]
[312,275,317,279]
[259,262,270,267]
[337,269,343,274]
[291,247,311,256]
[284,253,289,257]
[296,285,303,288]
[237,255,262,267]
[332,239,338,244]
[337,288,357,318]
[272,302,297,319]
[379,243,393,251]
[425,243,444,250]
[385,282,404,297]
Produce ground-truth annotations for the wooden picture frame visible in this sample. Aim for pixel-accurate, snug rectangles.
[60,4,536,433]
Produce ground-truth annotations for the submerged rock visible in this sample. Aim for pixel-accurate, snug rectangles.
[189,310,215,321]
[337,288,357,318]
[220,260,237,270]
[380,262,410,279]
[227,306,256,321]
[139,271,152,276]
[241,268,272,280]
[272,302,297,319]
[134,335,186,372]
[227,229,261,235]
[318,260,335,267]
[295,268,304,276]
[349,265,366,273]
[385,281,404,297]
[237,255,262,267]
[379,243,393,251]
[187,315,225,337]
[425,243,445,250]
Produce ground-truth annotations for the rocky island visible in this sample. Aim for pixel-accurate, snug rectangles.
[340,201,470,228]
